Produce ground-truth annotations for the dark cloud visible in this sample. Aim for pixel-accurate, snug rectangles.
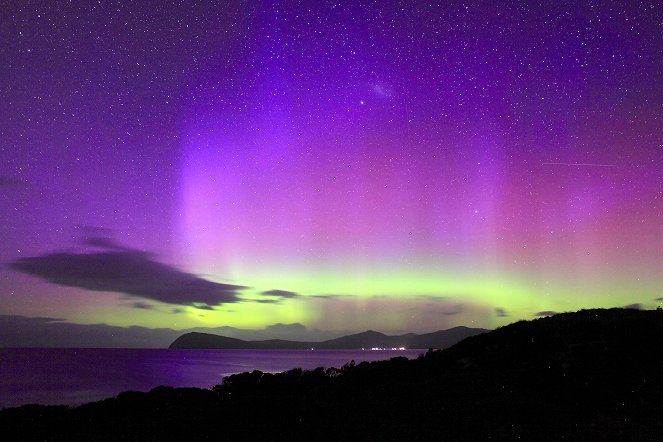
[130,302,155,310]
[171,308,185,314]
[10,247,245,307]
[623,303,642,310]
[261,289,299,299]
[535,311,558,317]
[495,307,508,317]
[236,289,301,305]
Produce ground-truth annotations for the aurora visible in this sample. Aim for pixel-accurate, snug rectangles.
[1,0,661,346]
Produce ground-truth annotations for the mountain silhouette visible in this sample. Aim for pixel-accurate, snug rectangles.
[168,326,487,349]
[3,308,663,440]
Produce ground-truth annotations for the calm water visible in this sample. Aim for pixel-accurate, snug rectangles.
[0,348,423,409]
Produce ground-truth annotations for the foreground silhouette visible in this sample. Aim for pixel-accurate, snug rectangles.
[2,308,663,441]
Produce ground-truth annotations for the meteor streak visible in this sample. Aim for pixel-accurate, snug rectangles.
[542,163,616,167]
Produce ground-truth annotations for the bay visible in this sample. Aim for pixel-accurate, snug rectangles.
[0,348,424,409]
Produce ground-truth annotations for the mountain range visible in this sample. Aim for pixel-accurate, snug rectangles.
[168,326,488,349]
[6,308,663,440]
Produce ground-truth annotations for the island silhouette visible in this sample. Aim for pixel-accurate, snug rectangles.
[168,326,487,349]
[2,308,662,440]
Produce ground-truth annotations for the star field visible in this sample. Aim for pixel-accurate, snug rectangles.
[1,1,661,344]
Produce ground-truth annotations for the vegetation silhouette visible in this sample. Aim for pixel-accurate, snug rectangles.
[2,308,663,441]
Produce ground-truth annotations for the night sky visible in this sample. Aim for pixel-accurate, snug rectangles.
[1,1,661,346]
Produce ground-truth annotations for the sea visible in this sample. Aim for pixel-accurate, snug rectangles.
[0,348,424,409]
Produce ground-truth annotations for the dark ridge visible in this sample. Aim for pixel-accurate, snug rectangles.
[168,332,248,349]
[168,327,488,349]
[4,308,663,441]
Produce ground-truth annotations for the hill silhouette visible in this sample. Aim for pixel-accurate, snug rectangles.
[168,326,487,349]
[3,308,663,441]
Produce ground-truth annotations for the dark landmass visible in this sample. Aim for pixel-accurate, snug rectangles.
[3,308,663,441]
[168,326,487,349]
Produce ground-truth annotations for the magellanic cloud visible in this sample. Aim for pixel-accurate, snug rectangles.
[10,248,246,308]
